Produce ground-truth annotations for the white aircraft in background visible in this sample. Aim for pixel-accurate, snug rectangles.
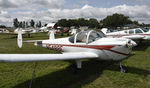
[70,28,81,35]
[11,28,38,38]
[101,28,150,41]
[13,28,37,34]
[0,29,136,72]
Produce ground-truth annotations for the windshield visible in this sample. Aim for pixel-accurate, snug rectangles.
[141,28,148,32]
[135,29,143,34]
[88,31,103,43]
[129,30,134,34]
[69,30,104,43]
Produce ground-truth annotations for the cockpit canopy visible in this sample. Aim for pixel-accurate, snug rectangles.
[69,30,105,43]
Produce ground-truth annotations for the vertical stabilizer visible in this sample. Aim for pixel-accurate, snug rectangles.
[101,28,109,34]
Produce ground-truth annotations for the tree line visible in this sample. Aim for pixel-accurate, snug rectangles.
[57,18,99,28]
[56,13,139,29]
[12,13,140,29]
[13,18,42,28]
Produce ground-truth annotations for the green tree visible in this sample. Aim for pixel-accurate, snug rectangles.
[19,21,23,28]
[38,21,42,27]
[68,19,78,27]
[100,13,132,28]
[57,19,68,27]
[30,19,35,27]
[88,18,99,28]
[22,21,25,28]
[26,22,28,28]
[77,18,89,26]
[13,18,19,28]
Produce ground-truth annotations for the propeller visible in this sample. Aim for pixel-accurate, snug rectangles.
[49,29,55,40]
[17,28,23,48]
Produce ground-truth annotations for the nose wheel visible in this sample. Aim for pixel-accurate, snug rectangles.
[120,62,128,73]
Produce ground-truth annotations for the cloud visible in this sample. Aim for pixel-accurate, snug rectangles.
[33,0,65,9]
[1,4,150,26]
[0,0,18,8]
[46,4,150,23]
[0,0,65,9]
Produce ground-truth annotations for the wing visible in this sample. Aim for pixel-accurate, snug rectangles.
[122,35,144,40]
[0,52,98,62]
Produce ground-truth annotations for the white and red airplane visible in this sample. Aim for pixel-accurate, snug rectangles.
[0,29,137,72]
[101,28,150,41]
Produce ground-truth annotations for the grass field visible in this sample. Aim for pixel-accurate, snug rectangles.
[0,33,150,88]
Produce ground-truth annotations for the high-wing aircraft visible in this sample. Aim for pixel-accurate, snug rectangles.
[0,29,136,72]
[101,28,150,41]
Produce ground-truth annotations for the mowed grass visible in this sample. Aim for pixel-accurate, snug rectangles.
[0,33,150,88]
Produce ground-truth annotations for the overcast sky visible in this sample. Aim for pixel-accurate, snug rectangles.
[0,0,150,26]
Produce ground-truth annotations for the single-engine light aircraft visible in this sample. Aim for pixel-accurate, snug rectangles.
[0,29,136,72]
[9,28,38,38]
[101,28,150,42]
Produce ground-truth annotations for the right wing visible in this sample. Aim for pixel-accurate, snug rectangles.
[122,35,144,40]
[0,52,98,62]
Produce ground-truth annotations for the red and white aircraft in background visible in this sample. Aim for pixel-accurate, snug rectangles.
[0,29,136,72]
[101,28,150,41]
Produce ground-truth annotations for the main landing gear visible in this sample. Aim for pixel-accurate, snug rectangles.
[68,60,82,74]
[119,62,128,73]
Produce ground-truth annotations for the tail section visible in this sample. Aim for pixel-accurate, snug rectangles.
[17,28,23,48]
[101,28,109,34]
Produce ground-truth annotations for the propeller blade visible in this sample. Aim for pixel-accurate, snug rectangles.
[49,30,55,40]
[17,28,23,48]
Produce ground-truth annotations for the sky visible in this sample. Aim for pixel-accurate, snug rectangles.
[0,0,150,26]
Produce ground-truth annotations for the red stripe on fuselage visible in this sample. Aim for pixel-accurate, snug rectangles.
[62,44,115,50]
[44,43,129,56]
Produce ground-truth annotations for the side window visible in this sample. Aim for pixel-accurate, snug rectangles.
[69,35,75,43]
[124,31,128,34]
[76,32,87,43]
[129,30,134,34]
[88,31,102,43]
[135,29,143,34]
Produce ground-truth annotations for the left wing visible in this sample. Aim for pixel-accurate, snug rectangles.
[0,52,98,62]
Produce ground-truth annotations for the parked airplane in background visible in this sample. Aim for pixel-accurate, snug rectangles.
[13,28,37,34]
[11,28,38,38]
[101,28,150,41]
[0,29,136,72]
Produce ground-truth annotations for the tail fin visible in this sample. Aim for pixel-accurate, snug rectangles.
[101,28,109,34]
[17,28,23,48]
[49,30,55,40]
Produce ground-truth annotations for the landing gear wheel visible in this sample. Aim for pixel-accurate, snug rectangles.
[120,62,128,73]
[68,64,80,74]
[27,33,31,38]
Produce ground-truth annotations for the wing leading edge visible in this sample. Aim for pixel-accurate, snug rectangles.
[0,52,98,62]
